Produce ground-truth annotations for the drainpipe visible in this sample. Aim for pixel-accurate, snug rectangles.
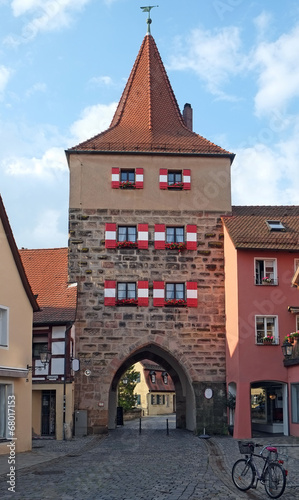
[63,322,73,440]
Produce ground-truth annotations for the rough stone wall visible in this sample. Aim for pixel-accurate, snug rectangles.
[69,207,228,433]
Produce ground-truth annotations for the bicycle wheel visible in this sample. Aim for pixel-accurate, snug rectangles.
[232,458,255,491]
[264,462,286,499]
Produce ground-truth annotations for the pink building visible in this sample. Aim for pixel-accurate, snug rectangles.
[223,206,299,439]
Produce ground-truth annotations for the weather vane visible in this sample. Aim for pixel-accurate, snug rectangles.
[141,5,159,34]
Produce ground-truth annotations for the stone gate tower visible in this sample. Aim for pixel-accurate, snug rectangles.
[66,29,234,434]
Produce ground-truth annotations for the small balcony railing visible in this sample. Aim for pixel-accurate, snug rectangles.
[255,277,279,286]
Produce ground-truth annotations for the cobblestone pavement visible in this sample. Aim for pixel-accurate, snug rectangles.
[0,416,299,500]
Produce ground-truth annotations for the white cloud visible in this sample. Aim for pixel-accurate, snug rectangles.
[25,82,47,98]
[3,147,67,177]
[0,65,11,94]
[168,27,244,99]
[88,76,113,87]
[7,0,92,43]
[254,11,273,39]
[70,102,117,144]
[32,208,67,248]
[232,128,299,206]
[253,24,299,117]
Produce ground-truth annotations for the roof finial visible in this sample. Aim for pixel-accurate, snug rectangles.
[141,5,158,34]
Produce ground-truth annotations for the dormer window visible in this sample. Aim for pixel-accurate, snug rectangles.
[162,372,168,384]
[266,220,285,231]
[150,371,156,383]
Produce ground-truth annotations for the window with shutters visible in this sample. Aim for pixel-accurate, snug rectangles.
[111,168,144,189]
[155,224,197,251]
[153,281,197,307]
[104,280,149,307]
[159,168,191,190]
[165,227,186,251]
[117,226,137,248]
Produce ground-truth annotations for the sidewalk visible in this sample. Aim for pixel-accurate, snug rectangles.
[0,435,101,477]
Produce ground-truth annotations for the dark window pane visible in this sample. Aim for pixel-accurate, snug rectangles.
[127,227,137,242]
[166,283,175,300]
[118,227,127,241]
[166,227,175,243]
[117,283,126,299]
[176,283,184,299]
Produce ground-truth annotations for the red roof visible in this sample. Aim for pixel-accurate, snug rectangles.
[141,360,175,392]
[19,248,77,325]
[68,34,234,157]
[222,206,299,250]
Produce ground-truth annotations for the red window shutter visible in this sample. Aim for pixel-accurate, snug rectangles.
[135,168,144,189]
[154,224,165,249]
[105,223,117,248]
[186,224,197,250]
[138,223,148,249]
[153,281,165,307]
[104,281,116,306]
[111,167,120,188]
[159,168,168,189]
[183,169,191,190]
[138,281,149,306]
[186,282,197,307]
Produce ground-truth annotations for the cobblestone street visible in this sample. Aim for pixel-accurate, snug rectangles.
[0,416,299,500]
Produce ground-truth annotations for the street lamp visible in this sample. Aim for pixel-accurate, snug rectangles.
[27,347,51,370]
[281,341,293,358]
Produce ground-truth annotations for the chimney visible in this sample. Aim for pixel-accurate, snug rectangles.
[183,103,193,131]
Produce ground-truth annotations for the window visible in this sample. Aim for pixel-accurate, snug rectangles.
[117,283,136,301]
[256,316,278,344]
[166,283,185,301]
[135,372,141,383]
[166,227,184,243]
[168,171,182,188]
[156,395,161,405]
[33,337,48,358]
[266,220,285,231]
[297,316,299,332]
[0,307,8,347]
[117,226,137,246]
[291,384,299,423]
[255,258,277,285]
[151,394,155,405]
[162,372,168,384]
[136,395,141,405]
[120,169,135,187]
[0,384,12,440]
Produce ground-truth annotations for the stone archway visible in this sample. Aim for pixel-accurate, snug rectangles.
[108,343,196,431]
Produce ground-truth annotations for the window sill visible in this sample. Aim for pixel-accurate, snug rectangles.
[116,242,138,248]
[257,342,278,346]
[165,243,186,251]
[164,301,187,307]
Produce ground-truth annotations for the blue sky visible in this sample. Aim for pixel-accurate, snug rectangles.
[1,0,299,248]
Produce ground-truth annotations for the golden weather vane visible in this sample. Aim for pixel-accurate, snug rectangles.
[141,5,159,34]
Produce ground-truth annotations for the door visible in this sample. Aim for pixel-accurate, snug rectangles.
[41,390,56,436]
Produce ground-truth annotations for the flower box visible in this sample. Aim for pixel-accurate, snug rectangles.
[262,277,272,284]
[165,242,186,252]
[116,241,138,248]
[116,299,138,306]
[119,181,136,189]
[164,299,187,307]
[263,336,274,345]
[168,182,184,189]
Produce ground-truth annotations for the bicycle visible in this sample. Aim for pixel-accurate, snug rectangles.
[232,441,287,498]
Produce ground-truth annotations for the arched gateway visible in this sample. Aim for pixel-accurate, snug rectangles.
[108,343,196,431]
[66,29,234,435]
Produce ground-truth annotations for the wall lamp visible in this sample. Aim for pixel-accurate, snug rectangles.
[281,341,293,358]
[27,348,51,370]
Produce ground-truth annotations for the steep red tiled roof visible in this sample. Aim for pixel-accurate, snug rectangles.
[222,206,299,250]
[141,360,175,392]
[68,34,234,157]
[19,248,77,325]
[0,195,39,312]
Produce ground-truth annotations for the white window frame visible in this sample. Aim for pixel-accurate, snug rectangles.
[0,383,13,440]
[0,306,9,348]
[294,259,299,272]
[255,315,278,345]
[254,258,277,285]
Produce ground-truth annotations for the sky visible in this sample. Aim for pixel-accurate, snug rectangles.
[1,0,299,249]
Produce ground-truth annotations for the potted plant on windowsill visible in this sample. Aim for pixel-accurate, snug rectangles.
[168,182,184,189]
[263,335,274,344]
[262,276,272,284]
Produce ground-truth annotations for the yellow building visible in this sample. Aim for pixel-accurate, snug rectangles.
[134,361,175,416]
[0,195,39,454]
